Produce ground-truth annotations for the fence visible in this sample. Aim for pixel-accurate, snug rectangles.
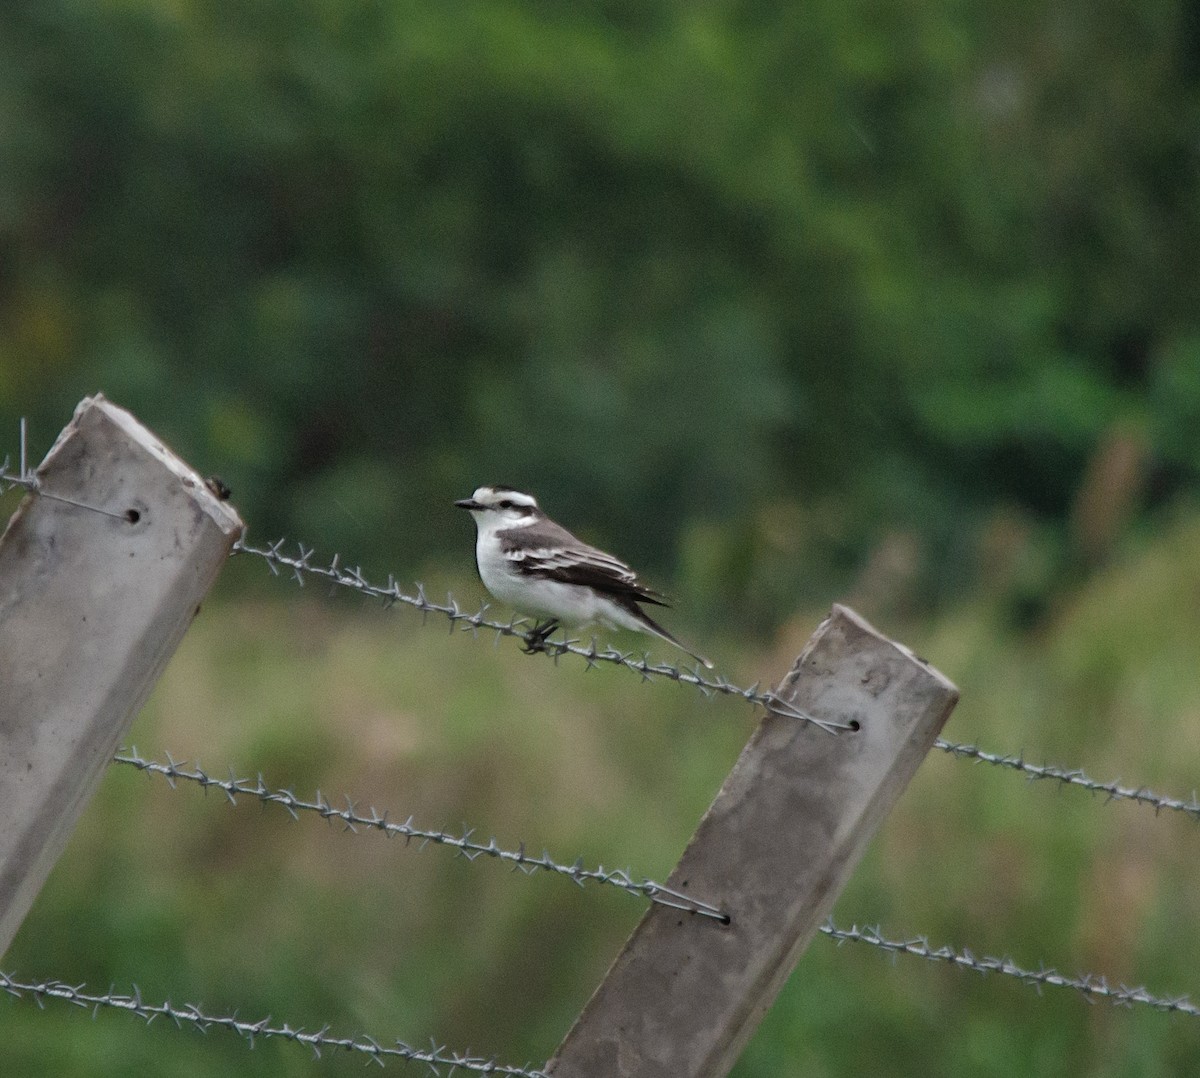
[1,397,1197,1075]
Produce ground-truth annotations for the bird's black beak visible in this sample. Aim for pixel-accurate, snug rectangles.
[454,498,483,511]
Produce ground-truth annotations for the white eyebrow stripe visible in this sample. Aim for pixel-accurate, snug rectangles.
[479,487,538,507]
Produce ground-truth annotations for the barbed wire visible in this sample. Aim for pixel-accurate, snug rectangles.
[116,747,1200,1022]
[0,971,549,1075]
[5,918,1195,1078]
[9,449,1200,823]
[112,749,729,923]
[820,920,1200,1018]
[933,738,1200,823]
[230,535,852,734]
[234,536,1200,823]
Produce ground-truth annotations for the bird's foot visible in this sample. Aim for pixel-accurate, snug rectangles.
[521,620,560,655]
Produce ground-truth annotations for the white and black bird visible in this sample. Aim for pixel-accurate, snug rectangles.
[455,485,713,668]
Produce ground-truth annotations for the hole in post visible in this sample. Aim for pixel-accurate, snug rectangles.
[125,508,141,524]
[718,913,732,926]
[848,720,861,732]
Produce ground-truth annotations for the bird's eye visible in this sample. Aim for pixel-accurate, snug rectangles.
[499,500,514,510]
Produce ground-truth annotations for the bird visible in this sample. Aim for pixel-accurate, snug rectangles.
[454,485,713,668]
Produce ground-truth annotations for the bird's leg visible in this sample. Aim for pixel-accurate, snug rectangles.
[521,619,560,655]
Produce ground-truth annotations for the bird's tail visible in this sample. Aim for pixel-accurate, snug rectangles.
[633,607,714,670]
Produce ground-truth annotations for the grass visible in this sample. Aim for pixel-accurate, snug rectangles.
[4,514,1200,1075]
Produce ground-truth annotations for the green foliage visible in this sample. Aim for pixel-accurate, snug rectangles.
[2,4,1199,1070]
[4,513,1200,1074]
[0,0,1197,626]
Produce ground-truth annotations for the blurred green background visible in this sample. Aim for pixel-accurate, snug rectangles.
[2,0,1200,1074]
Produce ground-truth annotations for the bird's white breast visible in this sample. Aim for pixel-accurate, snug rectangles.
[475,530,626,627]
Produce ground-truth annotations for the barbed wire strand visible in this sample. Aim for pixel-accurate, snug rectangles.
[933,738,1200,823]
[5,919,1196,1075]
[227,536,1200,824]
[7,459,1198,822]
[0,972,549,1076]
[228,534,853,734]
[112,749,729,923]
[821,920,1200,1018]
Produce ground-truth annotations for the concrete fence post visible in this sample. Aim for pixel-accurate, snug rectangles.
[547,604,958,1077]
[0,394,243,954]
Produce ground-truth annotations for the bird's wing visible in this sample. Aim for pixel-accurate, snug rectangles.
[499,522,670,607]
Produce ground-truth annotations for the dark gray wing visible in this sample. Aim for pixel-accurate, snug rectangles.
[498,520,670,607]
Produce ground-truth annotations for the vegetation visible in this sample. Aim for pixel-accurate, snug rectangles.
[2,0,1198,618]
[1,0,1199,1072]
[3,516,1200,1075]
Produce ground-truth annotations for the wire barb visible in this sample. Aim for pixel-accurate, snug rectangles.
[820,919,1200,1018]
[0,458,36,496]
[112,749,729,923]
[230,536,854,734]
[0,972,551,1076]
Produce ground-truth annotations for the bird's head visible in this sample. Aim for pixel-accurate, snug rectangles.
[454,486,541,529]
